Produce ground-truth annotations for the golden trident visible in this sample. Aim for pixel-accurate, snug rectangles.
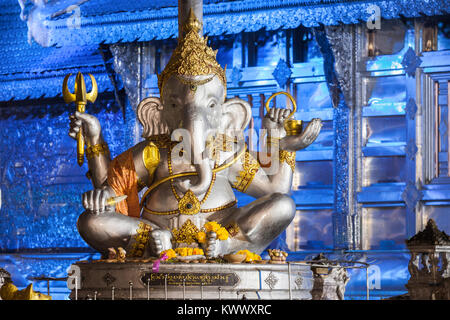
[62,72,98,166]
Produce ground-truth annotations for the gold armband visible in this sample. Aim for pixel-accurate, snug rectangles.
[86,143,109,160]
[142,141,160,177]
[232,150,260,192]
[279,150,296,171]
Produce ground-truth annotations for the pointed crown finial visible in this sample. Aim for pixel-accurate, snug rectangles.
[157,9,226,98]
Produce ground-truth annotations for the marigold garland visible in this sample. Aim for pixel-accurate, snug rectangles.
[196,231,207,244]
[160,249,176,260]
[203,221,229,241]
[161,247,205,258]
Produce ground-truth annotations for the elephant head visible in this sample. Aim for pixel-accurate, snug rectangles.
[136,10,252,197]
[137,75,251,196]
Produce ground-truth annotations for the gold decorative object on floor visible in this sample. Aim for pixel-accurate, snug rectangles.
[223,253,247,264]
[0,282,51,300]
[117,247,127,262]
[267,249,288,264]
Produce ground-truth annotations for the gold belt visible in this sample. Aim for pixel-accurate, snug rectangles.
[142,199,237,216]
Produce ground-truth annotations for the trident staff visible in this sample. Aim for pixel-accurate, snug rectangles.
[62,72,98,166]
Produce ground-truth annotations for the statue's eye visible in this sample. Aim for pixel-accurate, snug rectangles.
[209,103,216,109]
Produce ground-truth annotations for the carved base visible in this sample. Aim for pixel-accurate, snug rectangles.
[68,260,314,300]
[406,278,450,300]
[311,268,350,300]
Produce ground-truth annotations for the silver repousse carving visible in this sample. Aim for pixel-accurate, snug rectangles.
[264,272,279,290]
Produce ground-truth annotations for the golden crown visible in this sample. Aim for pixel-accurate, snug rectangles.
[157,9,227,98]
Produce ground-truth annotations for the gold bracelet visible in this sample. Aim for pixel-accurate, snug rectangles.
[86,143,109,160]
[224,221,240,237]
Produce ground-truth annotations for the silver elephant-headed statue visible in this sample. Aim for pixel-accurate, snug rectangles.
[68,9,322,260]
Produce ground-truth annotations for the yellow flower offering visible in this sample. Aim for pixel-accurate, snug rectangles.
[203,221,229,241]
[192,248,204,255]
[174,247,204,256]
[216,227,229,241]
[204,221,221,233]
[175,247,193,256]
[196,231,206,244]
[236,249,261,262]
[160,249,176,260]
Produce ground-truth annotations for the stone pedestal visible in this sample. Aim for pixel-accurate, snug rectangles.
[405,219,450,300]
[68,260,314,300]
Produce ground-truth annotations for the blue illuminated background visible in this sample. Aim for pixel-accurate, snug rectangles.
[0,0,449,300]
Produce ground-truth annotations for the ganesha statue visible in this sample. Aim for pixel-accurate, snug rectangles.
[68,8,322,261]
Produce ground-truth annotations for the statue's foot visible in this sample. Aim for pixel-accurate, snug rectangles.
[205,231,230,259]
[150,229,172,256]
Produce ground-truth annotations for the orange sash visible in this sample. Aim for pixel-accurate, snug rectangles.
[107,149,140,218]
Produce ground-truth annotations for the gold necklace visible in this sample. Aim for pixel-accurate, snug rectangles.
[167,146,218,215]
[140,144,247,211]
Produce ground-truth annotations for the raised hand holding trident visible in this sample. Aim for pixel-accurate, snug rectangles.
[62,72,98,166]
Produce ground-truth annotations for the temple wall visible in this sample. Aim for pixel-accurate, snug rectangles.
[0,96,139,251]
[0,1,449,299]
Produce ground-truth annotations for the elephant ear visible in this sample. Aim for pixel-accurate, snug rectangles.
[137,97,169,139]
[221,98,252,133]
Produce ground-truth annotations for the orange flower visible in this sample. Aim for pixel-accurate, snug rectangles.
[175,247,188,256]
[193,248,204,255]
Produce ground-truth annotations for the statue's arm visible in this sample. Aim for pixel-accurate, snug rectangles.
[70,112,160,216]
[69,111,110,189]
[227,148,294,198]
[226,112,322,198]
[80,141,160,216]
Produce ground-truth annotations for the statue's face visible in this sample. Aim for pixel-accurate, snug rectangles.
[137,74,251,195]
[160,75,225,134]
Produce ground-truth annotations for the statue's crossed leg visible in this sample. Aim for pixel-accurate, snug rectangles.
[77,192,295,259]
[206,192,296,258]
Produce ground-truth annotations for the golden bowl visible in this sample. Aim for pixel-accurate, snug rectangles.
[284,119,303,136]
[223,253,247,264]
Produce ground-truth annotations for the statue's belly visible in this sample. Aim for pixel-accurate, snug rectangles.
[142,175,236,229]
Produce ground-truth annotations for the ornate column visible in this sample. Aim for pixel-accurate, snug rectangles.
[309,254,350,300]
[313,25,358,250]
[405,219,450,300]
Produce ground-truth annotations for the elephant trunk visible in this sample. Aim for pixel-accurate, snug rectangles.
[176,111,213,196]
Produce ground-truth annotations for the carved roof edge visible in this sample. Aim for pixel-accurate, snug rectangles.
[21,0,450,48]
[406,219,450,247]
